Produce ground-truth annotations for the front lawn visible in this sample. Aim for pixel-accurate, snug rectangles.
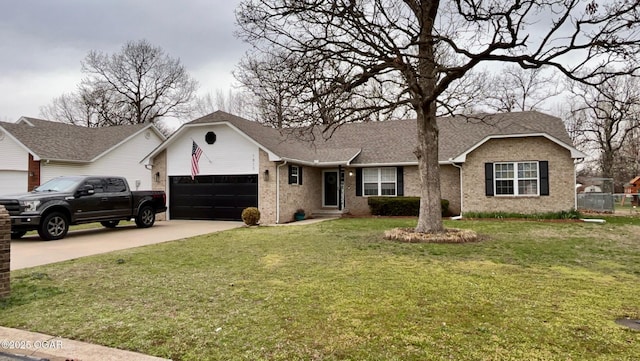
[2,218,639,360]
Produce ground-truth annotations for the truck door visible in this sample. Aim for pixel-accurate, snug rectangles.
[72,178,108,221]
[104,177,132,218]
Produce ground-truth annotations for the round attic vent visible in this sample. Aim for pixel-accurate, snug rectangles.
[205,131,217,145]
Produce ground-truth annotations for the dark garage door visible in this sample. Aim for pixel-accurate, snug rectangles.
[169,175,258,220]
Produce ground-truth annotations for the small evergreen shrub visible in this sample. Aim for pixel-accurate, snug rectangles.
[241,207,261,226]
[367,197,451,217]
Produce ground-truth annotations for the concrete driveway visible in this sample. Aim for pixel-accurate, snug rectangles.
[10,220,243,270]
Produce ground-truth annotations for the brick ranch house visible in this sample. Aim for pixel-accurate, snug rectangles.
[0,117,164,195]
[144,110,586,224]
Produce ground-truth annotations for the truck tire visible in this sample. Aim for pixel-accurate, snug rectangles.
[38,212,69,241]
[100,220,120,228]
[11,230,27,239]
[135,205,155,228]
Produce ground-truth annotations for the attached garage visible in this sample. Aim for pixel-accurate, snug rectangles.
[169,175,258,220]
[0,171,28,195]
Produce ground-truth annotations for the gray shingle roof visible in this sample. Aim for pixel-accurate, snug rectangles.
[186,110,577,165]
[0,117,152,162]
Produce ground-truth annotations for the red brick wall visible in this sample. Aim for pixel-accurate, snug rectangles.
[28,154,41,191]
[0,206,10,299]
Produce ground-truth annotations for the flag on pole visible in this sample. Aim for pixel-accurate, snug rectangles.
[191,140,203,180]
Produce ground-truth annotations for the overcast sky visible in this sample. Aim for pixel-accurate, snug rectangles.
[0,0,248,122]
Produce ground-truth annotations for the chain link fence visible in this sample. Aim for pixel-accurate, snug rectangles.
[577,193,615,213]
[577,177,615,213]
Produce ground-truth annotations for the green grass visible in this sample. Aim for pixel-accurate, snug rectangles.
[2,218,640,360]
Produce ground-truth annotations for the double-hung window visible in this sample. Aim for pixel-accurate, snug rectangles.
[494,161,539,196]
[363,167,397,196]
[288,165,302,185]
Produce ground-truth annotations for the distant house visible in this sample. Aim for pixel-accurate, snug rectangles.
[583,185,603,193]
[0,117,165,195]
[144,110,586,223]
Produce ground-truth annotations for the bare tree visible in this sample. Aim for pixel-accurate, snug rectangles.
[236,0,640,233]
[482,65,562,112]
[567,74,640,190]
[40,92,96,127]
[234,51,302,127]
[193,89,252,119]
[41,39,198,126]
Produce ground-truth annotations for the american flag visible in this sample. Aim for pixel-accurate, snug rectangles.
[191,140,203,180]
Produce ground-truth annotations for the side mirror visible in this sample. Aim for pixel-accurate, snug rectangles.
[77,184,95,197]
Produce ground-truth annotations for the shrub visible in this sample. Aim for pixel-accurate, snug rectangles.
[241,207,261,226]
[463,209,582,220]
[367,197,451,217]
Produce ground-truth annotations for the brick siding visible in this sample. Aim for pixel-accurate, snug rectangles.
[343,165,461,216]
[0,206,10,299]
[462,137,576,214]
[28,153,41,191]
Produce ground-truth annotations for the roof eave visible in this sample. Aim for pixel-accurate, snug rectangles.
[450,133,586,163]
[41,158,91,164]
[280,157,350,167]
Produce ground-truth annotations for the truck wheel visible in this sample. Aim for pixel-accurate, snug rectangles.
[11,230,27,239]
[135,206,155,228]
[38,212,69,241]
[100,220,120,228]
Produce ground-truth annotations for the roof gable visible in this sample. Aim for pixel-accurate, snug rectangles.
[0,117,164,162]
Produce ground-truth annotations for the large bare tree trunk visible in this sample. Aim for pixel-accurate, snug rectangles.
[414,1,444,233]
[415,105,444,233]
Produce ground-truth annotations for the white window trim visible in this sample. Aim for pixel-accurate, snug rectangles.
[290,165,300,185]
[494,161,540,197]
[362,167,397,197]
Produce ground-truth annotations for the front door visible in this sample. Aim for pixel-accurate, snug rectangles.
[323,171,339,207]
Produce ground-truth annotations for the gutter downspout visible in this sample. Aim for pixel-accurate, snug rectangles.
[451,162,463,216]
[276,161,288,224]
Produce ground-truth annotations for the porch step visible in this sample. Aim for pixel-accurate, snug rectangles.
[311,209,344,218]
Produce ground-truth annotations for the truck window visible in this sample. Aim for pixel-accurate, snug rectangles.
[85,179,105,193]
[106,178,127,193]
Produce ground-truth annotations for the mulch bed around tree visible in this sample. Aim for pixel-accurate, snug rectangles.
[384,227,479,243]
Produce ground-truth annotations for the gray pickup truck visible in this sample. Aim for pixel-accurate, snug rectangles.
[0,175,167,240]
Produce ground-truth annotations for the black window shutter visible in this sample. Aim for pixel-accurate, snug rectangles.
[288,165,294,184]
[356,168,362,196]
[485,163,494,196]
[396,167,404,196]
[539,161,549,196]
[299,166,303,185]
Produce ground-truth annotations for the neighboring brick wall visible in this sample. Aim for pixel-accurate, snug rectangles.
[0,205,10,299]
[151,150,167,221]
[28,153,41,191]
[462,137,576,214]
